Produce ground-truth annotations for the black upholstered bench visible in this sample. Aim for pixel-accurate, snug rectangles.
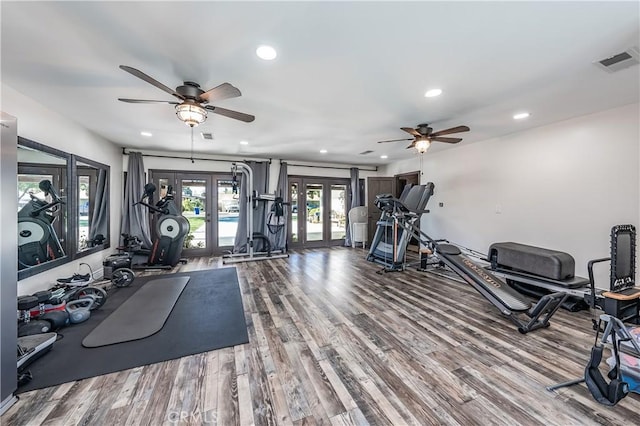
[489,242,576,281]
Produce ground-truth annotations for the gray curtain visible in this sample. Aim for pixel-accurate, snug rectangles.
[233,161,270,253]
[267,162,288,251]
[88,168,108,242]
[344,167,361,247]
[120,151,153,248]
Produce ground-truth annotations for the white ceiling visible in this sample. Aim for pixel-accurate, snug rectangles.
[2,1,639,166]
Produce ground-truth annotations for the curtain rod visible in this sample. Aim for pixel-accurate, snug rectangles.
[122,149,377,171]
[283,161,378,172]
[122,148,272,164]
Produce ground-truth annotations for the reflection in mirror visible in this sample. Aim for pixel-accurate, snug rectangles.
[17,141,68,271]
[76,160,109,252]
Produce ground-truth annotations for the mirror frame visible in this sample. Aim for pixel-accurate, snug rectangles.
[17,137,111,281]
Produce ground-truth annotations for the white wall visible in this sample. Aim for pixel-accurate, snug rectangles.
[2,84,123,296]
[383,103,639,284]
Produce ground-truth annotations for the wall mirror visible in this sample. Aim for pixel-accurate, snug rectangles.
[74,157,110,254]
[17,137,111,280]
[17,137,70,278]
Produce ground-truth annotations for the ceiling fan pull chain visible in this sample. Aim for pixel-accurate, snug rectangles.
[190,127,195,164]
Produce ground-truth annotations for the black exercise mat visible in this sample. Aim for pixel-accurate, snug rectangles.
[82,276,190,347]
[18,267,248,393]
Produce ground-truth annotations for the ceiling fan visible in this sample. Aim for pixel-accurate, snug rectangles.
[118,65,255,127]
[377,123,470,153]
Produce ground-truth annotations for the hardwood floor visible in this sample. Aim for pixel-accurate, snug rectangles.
[4,247,639,425]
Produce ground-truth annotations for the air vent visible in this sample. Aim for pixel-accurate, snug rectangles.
[201,132,213,140]
[359,150,374,155]
[594,47,639,73]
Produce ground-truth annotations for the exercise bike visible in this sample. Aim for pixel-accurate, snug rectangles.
[115,183,189,270]
[18,179,65,270]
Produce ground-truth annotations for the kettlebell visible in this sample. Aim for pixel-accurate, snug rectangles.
[66,298,92,324]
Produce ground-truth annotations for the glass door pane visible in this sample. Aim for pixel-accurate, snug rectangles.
[181,178,208,250]
[330,184,347,240]
[290,182,299,243]
[18,173,54,212]
[217,179,239,247]
[77,174,91,249]
[305,183,323,242]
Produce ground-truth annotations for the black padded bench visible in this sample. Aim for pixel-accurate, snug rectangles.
[489,242,589,289]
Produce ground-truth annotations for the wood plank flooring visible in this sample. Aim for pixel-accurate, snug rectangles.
[3,247,639,425]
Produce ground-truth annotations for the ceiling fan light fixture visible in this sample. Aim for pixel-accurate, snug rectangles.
[415,139,430,153]
[176,101,207,127]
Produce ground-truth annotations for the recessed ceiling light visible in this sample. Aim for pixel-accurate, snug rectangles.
[240,140,249,145]
[140,131,152,137]
[256,45,277,60]
[513,112,531,120]
[380,155,388,159]
[424,88,443,98]
[320,149,327,154]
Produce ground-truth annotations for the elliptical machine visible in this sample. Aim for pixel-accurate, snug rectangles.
[18,180,65,270]
[122,183,190,269]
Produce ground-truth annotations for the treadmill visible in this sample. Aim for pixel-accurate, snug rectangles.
[367,183,434,271]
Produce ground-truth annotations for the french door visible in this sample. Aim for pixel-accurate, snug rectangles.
[149,170,240,256]
[288,176,350,248]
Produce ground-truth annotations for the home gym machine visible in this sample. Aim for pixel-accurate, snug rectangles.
[371,191,568,333]
[17,179,65,270]
[367,183,434,272]
[223,162,289,264]
[112,183,190,270]
[488,224,639,323]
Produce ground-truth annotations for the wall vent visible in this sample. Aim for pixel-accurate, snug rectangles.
[594,47,639,73]
[359,150,374,155]
[201,132,213,140]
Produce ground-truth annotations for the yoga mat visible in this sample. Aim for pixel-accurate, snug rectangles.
[82,276,189,347]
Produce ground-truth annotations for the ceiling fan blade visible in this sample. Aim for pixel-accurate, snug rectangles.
[119,65,185,101]
[377,138,413,143]
[430,125,470,137]
[199,83,242,103]
[432,136,462,144]
[118,98,179,104]
[401,127,421,137]
[406,142,417,149]
[205,105,255,122]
